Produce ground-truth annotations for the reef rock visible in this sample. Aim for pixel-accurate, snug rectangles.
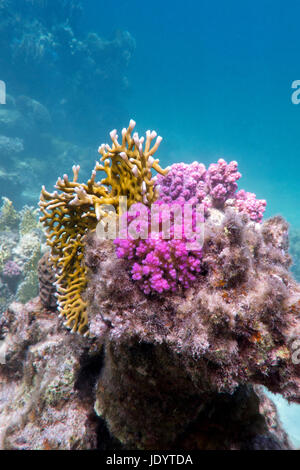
[0,299,100,450]
[84,209,300,449]
[0,298,292,450]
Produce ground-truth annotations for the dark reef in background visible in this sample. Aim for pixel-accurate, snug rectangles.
[0,0,135,206]
[0,0,135,141]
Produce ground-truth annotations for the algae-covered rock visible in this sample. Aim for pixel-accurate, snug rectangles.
[0,300,101,450]
[0,298,292,450]
[83,210,300,449]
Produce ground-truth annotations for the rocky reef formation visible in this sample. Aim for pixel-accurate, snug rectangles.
[83,209,300,449]
[0,209,298,448]
[0,298,292,450]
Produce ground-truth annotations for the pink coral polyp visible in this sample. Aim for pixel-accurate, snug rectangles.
[114,158,267,294]
[235,189,267,223]
[114,204,203,295]
[155,158,266,222]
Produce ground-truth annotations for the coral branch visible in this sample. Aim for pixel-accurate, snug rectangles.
[39,121,169,334]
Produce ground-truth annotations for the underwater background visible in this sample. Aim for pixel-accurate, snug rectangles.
[0,0,299,447]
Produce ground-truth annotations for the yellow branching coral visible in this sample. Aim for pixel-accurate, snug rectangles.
[39,120,169,335]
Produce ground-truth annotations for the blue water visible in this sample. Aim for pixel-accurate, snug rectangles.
[81,0,300,227]
[0,0,299,447]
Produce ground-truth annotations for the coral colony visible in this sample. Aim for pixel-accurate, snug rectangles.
[40,120,270,334]
[114,203,204,294]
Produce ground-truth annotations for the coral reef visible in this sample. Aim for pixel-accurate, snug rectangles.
[0,298,292,450]
[15,236,41,304]
[0,135,23,157]
[235,189,267,224]
[114,157,266,295]
[206,158,241,206]
[3,260,22,278]
[0,197,20,231]
[2,261,22,293]
[19,206,40,236]
[39,121,169,334]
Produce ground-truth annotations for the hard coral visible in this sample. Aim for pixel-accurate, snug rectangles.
[155,159,266,222]
[19,205,40,236]
[206,158,241,205]
[114,202,203,294]
[235,189,267,224]
[155,161,208,206]
[16,239,41,304]
[39,120,168,334]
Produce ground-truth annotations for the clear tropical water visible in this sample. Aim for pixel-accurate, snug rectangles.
[0,0,299,447]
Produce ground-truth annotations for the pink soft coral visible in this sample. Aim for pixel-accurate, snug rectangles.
[114,203,203,295]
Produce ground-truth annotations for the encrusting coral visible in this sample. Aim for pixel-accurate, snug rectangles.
[39,120,169,334]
